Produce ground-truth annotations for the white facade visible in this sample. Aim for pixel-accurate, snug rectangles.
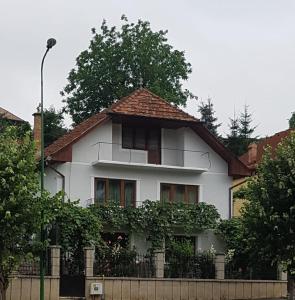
[45,120,231,252]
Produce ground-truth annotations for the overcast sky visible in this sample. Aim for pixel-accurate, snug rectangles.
[1,0,295,137]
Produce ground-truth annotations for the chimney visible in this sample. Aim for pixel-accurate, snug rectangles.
[33,111,41,156]
[248,143,257,164]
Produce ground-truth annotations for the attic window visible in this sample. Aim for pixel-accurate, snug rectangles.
[122,125,146,150]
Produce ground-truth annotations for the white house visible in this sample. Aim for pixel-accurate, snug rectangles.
[43,89,249,252]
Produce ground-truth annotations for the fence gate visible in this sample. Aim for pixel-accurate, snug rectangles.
[59,251,85,297]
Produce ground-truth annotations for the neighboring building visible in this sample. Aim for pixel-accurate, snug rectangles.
[0,106,25,124]
[43,89,249,252]
[233,128,294,216]
[239,128,293,171]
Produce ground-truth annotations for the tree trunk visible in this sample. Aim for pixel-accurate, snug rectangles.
[0,273,7,300]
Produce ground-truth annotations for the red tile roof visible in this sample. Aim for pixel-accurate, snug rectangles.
[108,89,198,122]
[45,89,197,158]
[0,107,24,122]
[239,128,293,170]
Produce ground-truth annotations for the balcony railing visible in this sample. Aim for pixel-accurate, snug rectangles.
[91,141,211,171]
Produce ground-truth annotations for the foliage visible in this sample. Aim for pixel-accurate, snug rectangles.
[165,238,215,278]
[44,106,67,147]
[224,105,257,156]
[198,98,221,136]
[0,126,39,296]
[219,134,295,280]
[92,200,220,250]
[48,199,102,271]
[238,105,257,154]
[217,217,244,253]
[225,114,243,155]
[217,217,277,279]
[169,239,194,256]
[240,132,295,273]
[94,236,143,277]
[289,112,295,129]
[0,115,31,139]
[61,15,195,125]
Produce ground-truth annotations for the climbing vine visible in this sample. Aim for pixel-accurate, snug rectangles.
[91,200,220,250]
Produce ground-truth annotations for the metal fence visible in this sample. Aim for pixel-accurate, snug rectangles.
[225,262,278,280]
[94,253,155,278]
[18,249,51,276]
[164,252,215,279]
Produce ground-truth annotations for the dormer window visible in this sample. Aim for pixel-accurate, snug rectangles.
[122,125,161,164]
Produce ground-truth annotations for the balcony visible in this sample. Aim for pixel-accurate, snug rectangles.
[91,142,210,173]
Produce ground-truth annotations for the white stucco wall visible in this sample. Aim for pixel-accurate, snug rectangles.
[44,120,232,252]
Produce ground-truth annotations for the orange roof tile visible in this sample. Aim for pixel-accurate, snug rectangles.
[45,89,197,158]
[239,128,294,170]
[108,89,198,122]
[0,107,24,122]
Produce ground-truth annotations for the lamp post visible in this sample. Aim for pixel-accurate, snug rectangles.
[40,38,56,300]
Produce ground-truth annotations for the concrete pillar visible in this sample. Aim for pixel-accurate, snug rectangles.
[84,246,95,277]
[154,250,165,278]
[49,245,61,276]
[278,265,288,281]
[214,253,225,279]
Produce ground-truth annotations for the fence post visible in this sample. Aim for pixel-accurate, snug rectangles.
[49,245,61,276]
[154,250,165,278]
[278,264,288,281]
[84,246,95,277]
[214,253,225,279]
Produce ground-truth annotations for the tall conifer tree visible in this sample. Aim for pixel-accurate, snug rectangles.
[198,98,221,137]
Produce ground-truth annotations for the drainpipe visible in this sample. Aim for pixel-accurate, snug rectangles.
[229,179,248,218]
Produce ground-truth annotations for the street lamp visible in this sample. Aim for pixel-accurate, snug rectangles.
[40,38,56,300]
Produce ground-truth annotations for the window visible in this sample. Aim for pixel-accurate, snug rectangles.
[160,183,199,204]
[95,178,136,207]
[122,125,146,150]
[122,125,161,150]
[122,125,161,164]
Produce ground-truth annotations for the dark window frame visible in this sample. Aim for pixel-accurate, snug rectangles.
[160,183,199,204]
[122,125,147,150]
[95,178,136,207]
[122,125,161,150]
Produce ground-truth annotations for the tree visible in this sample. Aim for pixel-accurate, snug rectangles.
[49,200,102,271]
[61,15,196,125]
[0,127,39,299]
[44,106,67,147]
[289,112,295,129]
[198,98,221,136]
[241,132,295,295]
[224,114,244,156]
[238,105,257,154]
[0,114,31,138]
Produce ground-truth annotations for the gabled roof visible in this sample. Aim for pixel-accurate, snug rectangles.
[108,89,198,122]
[0,107,24,122]
[239,128,293,170]
[45,88,250,177]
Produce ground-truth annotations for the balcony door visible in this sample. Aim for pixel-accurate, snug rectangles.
[122,125,161,164]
